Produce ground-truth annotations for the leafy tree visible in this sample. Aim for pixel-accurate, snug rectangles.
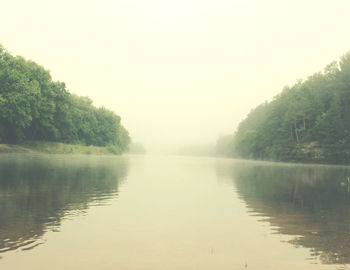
[226,50,350,164]
[0,44,130,153]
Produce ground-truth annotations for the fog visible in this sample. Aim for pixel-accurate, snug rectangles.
[1,0,350,153]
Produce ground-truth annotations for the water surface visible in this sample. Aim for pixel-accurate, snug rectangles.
[1,154,350,269]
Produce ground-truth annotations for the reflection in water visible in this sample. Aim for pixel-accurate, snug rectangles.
[0,154,128,254]
[217,160,350,265]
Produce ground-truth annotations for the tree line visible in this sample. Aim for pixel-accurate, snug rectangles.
[217,51,350,163]
[0,45,130,153]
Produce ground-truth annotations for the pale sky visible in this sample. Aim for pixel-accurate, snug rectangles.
[1,0,350,152]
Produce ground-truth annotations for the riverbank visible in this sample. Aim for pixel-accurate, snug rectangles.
[0,141,122,155]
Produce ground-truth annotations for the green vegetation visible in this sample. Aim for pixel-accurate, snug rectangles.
[219,51,350,164]
[0,144,33,153]
[0,141,124,155]
[0,142,125,155]
[0,45,130,153]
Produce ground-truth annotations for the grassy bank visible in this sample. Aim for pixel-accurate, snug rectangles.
[0,141,123,155]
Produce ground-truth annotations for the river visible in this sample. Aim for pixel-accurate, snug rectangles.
[1,154,350,270]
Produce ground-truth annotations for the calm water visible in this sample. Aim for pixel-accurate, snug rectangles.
[1,154,350,269]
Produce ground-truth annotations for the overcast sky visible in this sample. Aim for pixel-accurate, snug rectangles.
[1,0,350,152]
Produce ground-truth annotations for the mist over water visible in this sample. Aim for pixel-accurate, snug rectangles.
[1,0,350,268]
[2,0,350,152]
[1,154,350,269]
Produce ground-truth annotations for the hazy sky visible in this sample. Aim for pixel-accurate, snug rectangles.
[1,0,350,152]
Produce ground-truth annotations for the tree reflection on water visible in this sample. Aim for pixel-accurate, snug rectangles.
[0,154,128,254]
[217,160,350,265]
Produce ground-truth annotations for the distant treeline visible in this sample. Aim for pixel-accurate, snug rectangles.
[217,51,350,164]
[0,45,130,153]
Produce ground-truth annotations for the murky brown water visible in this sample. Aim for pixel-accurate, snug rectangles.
[1,154,350,269]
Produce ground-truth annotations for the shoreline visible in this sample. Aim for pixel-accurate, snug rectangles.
[0,142,122,155]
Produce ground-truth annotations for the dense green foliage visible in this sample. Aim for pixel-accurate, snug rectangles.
[221,51,350,163]
[0,45,130,153]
